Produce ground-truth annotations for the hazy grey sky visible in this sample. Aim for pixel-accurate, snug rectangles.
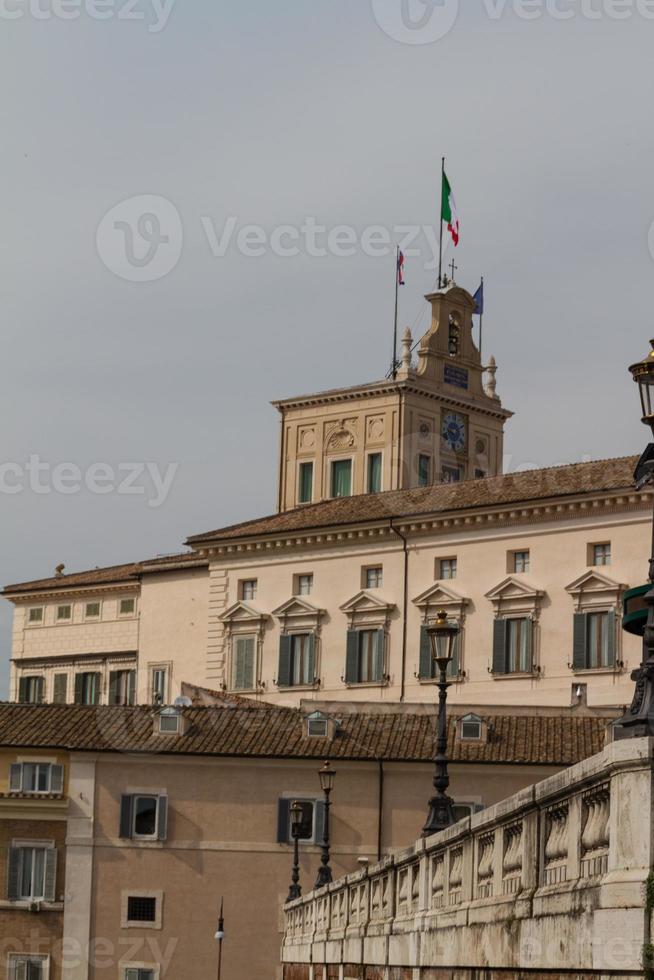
[1,0,652,696]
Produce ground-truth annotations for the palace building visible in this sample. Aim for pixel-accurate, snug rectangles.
[2,281,649,712]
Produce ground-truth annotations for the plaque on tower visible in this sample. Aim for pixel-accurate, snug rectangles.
[444,365,469,390]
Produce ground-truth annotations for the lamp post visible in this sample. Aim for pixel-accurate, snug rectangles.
[214,898,225,980]
[287,800,303,902]
[314,761,336,890]
[422,610,460,837]
[615,340,654,738]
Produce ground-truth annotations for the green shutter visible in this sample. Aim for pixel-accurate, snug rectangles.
[157,797,168,841]
[492,619,508,675]
[44,849,57,902]
[447,632,461,679]
[92,673,102,705]
[606,609,617,667]
[573,613,588,671]
[127,671,136,706]
[314,800,326,845]
[278,635,292,688]
[524,617,533,672]
[7,847,20,900]
[419,625,432,679]
[306,633,316,684]
[74,674,84,705]
[50,765,64,795]
[35,677,45,704]
[119,796,133,839]
[53,674,67,704]
[345,630,360,684]
[277,799,290,843]
[108,672,120,706]
[373,629,385,681]
[18,678,28,703]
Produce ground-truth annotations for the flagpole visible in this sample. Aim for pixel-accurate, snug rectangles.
[479,275,484,359]
[392,246,400,380]
[438,156,445,289]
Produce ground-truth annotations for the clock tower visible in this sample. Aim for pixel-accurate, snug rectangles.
[274,279,512,512]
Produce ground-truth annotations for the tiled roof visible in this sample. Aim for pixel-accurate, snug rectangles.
[3,552,205,596]
[0,703,611,766]
[187,456,639,544]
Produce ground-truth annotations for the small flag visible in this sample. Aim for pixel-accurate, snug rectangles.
[441,171,459,247]
[473,281,484,315]
[397,250,405,286]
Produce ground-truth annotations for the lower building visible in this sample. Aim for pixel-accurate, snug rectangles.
[0,699,615,980]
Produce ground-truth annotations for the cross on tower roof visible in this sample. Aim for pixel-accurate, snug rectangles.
[449,259,458,281]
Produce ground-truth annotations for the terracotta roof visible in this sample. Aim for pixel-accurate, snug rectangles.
[187,456,640,545]
[3,552,206,596]
[0,703,611,766]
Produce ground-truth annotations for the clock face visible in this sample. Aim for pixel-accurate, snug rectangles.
[442,413,466,453]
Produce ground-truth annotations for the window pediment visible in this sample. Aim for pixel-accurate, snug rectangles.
[485,576,545,617]
[340,590,395,629]
[272,597,325,633]
[565,571,626,612]
[219,601,269,636]
[412,583,470,621]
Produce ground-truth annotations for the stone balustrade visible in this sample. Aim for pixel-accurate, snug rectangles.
[282,737,654,979]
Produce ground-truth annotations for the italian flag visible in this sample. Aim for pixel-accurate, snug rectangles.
[441,171,459,247]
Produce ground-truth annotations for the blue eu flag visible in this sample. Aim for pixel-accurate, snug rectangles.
[473,281,484,316]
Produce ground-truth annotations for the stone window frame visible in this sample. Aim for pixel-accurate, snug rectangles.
[339,591,396,689]
[7,954,50,980]
[485,577,545,678]
[412,583,471,684]
[565,571,627,675]
[219,602,269,694]
[121,891,164,930]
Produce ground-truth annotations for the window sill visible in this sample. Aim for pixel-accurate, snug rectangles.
[276,684,320,692]
[570,666,625,676]
[491,671,541,680]
[418,676,465,685]
[344,680,390,690]
[0,900,64,911]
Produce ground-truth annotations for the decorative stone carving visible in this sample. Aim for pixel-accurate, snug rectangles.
[367,416,385,444]
[476,832,495,899]
[543,802,569,885]
[581,783,610,878]
[431,853,445,909]
[448,847,463,906]
[325,418,357,454]
[397,862,419,915]
[502,822,523,895]
[298,427,316,453]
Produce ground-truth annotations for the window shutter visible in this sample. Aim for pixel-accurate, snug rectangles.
[524,616,534,672]
[277,635,292,688]
[419,625,432,679]
[92,673,102,705]
[74,674,84,705]
[448,631,461,679]
[44,849,57,902]
[573,613,588,671]
[157,796,168,842]
[127,671,136,707]
[345,630,359,684]
[492,619,508,674]
[53,674,67,704]
[50,764,64,795]
[108,672,120,706]
[314,799,326,846]
[35,677,45,704]
[15,961,28,980]
[606,609,617,667]
[306,633,316,683]
[7,846,21,900]
[27,964,42,980]
[277,799,290,844]
[18,678,28,703]
[373,629,385,681]
[243,638,255,689]
[9,764,22,793]
[119,795,134,839]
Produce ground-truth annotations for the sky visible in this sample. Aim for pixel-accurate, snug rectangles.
[0,0,652,697]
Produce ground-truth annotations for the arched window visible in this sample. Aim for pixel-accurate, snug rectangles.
[448,315,460,357]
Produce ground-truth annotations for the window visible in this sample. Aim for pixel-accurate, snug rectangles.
[331,459,352,498]
[158,708,181,734]
[448,315,460,357]
[27,607,43,625]
[512,551,530,574]
[56,605,72,622]
[573,611,616,670]
[7,844,56,902]
[8,956,48,980]
[151,667,168,704]
[441,465,462,484]
[492,617,533,675]
[418,454,431,487]
[53,674,67,704]
[345,629,385,684]
[125,970,155,980]
[306,712,329,738]
[232,635,256,691]
[365,567,383,590]
[10,763,64,795]
[278,634,315,687]
[298,462,313,504]
[120,794,168,841]
[109,670,136,707]
[127,896,157,922]
[367,453,382,494]
[460,714,483,741]
[277,798,325,845]
[439,558,457,580]
[295,574,313,596]
[85,602,101,619]
[119,598,136,617]
[592,543,611,566]
[74,672,101,706]
[240,580,258,601]
[18,676,44,704]
[418,623,461,680]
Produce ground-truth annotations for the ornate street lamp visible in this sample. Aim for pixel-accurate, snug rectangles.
[214,898,225,980]
[615,341,654,737]
[287,800,303,902]
[423,610,460,837]
[314,761,336,889]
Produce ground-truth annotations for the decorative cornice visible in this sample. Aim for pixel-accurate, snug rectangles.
[7,582,140,604]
